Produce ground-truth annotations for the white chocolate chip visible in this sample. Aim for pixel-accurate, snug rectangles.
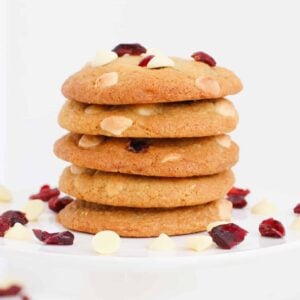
[206,221,230,232]
[195,77,220,97]
[251,199,278,216]
[95,72,119,88]
[89,51,118,67]
[147,55,175,69]
[143,48,164,56]
[105,183,124,197]
[135,105,158,116]
[161,153,182,163]
[78,135,103,149]
[100,116,133,136]
[216,135,231,148]
[215,101,237,117]
[0,185,12,203]
[92,230,121,255]
[290,217,300,231]
[186,235,213,252]
[84,105,103,115]
[4,223,32,241]
[21,200,44,221]
[70,165,87,175]
[148,233,175,251]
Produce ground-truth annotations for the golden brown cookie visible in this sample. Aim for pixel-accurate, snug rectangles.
[58,98,238,138]
[60,166,235,208]
[54,134,239,177]
[62,55,242,105]
[58,199,232,237]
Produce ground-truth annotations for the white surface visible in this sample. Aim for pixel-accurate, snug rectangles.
[1,190,300,299]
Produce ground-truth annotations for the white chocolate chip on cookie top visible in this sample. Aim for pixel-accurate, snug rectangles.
[89,51,118,67]
[100,116,133,136]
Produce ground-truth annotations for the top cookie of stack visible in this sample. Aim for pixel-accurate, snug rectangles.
[59,44,242,138]
[55,44,242,237]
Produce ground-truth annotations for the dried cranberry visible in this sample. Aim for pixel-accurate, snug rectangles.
[259,218,285,238]
[0,217,10,237]
[22,296,30,300]
[293,203,300,214]
[227,187,250,197]
[0,284,22,296]
[33,229,74,245]
[127,139,150,153]
[1,210,28,226]
[209,223,248,249]
[191,51,216,67]
[227,195,248,208]
[48,196,73,213]
[30,185,60,202]
[138,55,154,67]
[112,43,146,57]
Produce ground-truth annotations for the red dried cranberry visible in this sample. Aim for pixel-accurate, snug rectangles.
[0,217,10,237]
[48,196,73,213]
[191,51,216,67]
[227,195,248,209]
[1,210,28,226]
[293,203,300,214]
[0,284,22,296]
[22,296,30,300]
[227,187,250,197]
[33,229,74,245]
[259,218,285,238]
[138,55,154,67]
[209,223,248,249]
[127,139,150,153]
[30,185,60,202]
[112,43,146,57]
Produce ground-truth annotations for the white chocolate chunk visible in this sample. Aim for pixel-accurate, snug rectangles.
[290,217,300,231]
[251,199,278,215]
[100,116,133,136]
[161,153,182,163]
[95,72,118,88]
[195,77,220,97]
[84,105,103,115]
[148,233,175,251]
[147,55,175,69]
[215,101,237,117]
[21,200,44,221]
[216,135,231,148]
[186,236,213,252]
[135,105,157,116]
[78,135,103,149]
[4,223,32,241]
[90,51,118,67]
[92,230,121,255]
[105,182,124,197]
[206,221,230,232]
[70,165,87,175]
[0,185,12,203]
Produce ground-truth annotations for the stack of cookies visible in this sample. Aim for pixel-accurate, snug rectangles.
[54,44,242,237]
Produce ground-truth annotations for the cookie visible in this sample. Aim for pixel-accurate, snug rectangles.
[58,199,232,237]
[59,166,234,208]
[54,134,239,177]
[58,98,238,138]
[62,55,242,105]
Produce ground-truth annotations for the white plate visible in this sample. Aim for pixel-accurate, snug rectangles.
[1,189,300,300]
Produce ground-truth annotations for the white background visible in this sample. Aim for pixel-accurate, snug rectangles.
[1,0,300,194]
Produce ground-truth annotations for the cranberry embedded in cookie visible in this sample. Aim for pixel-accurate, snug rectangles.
[112,43,147,57]
[191,51,216,67]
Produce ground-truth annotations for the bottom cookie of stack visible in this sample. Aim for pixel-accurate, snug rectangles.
[58,199,232,237]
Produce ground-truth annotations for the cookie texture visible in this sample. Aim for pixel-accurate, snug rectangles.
[54,134,239,177]
[62,56,242,105]
[60,167,234,208]
[58,98,238,138]
[58,199,232,237]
